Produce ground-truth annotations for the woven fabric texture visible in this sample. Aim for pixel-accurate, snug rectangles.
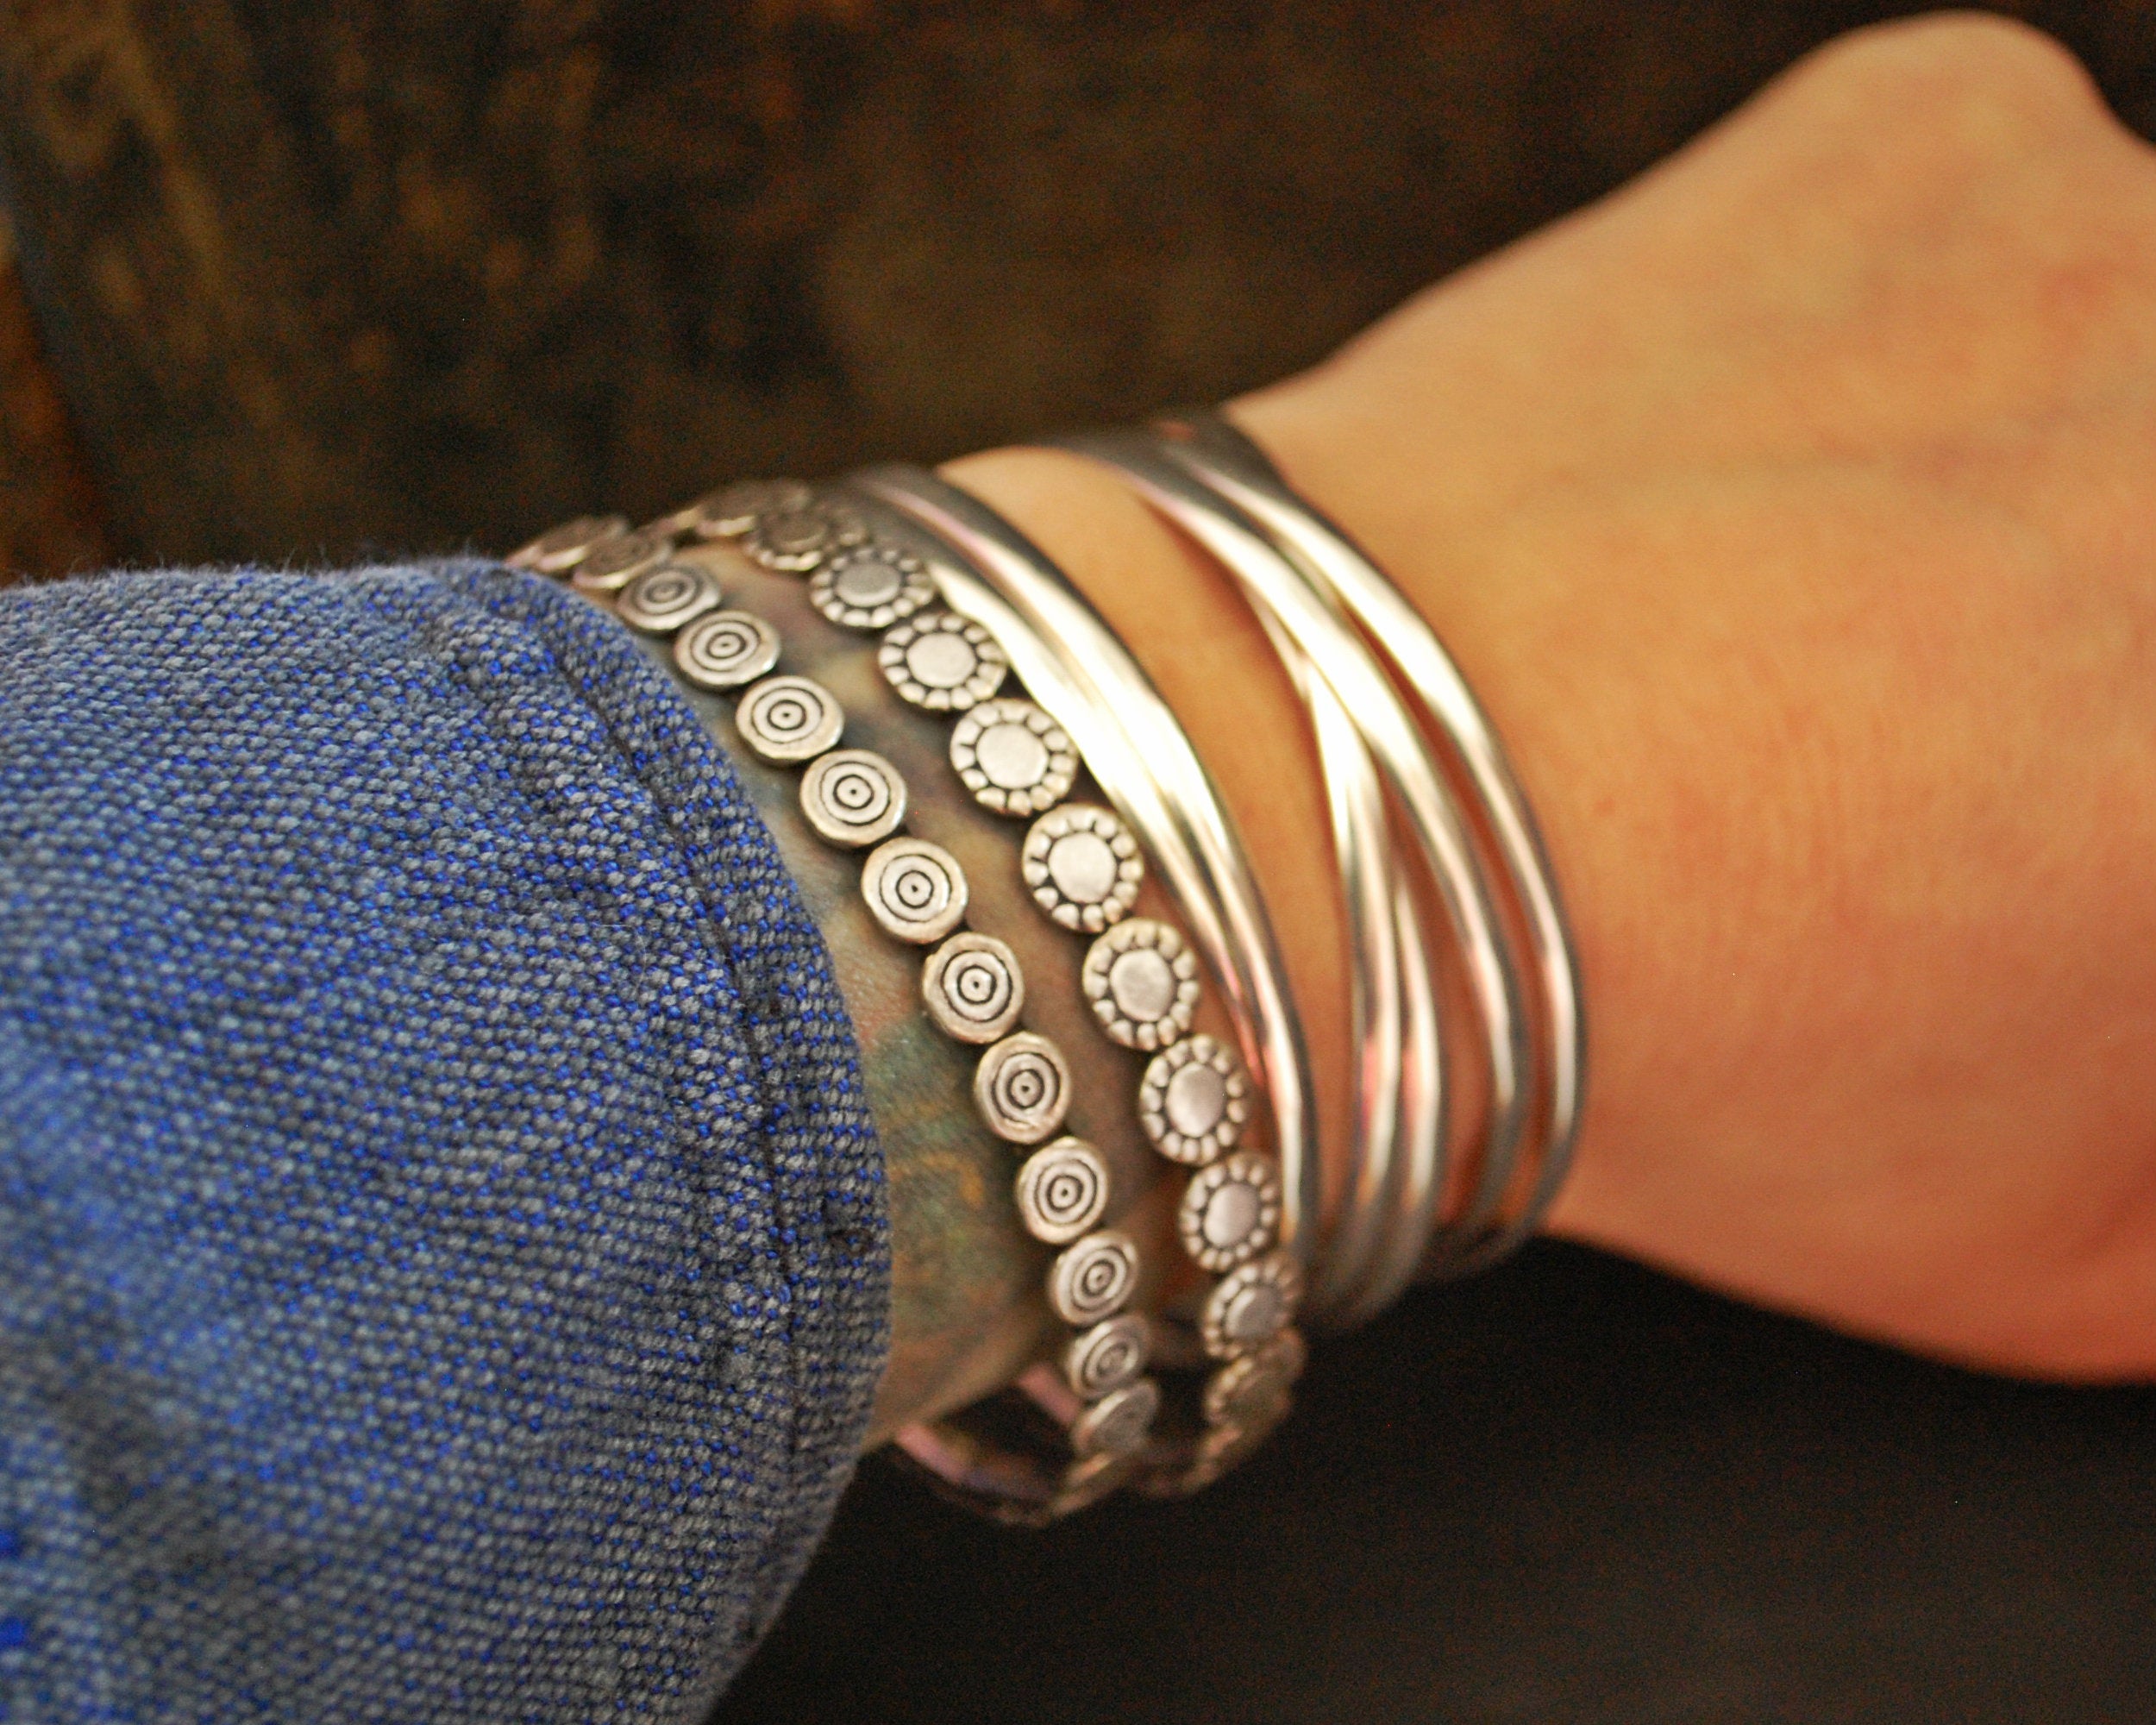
[0,563,888,1721]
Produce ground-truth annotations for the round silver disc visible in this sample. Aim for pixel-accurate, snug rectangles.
[878,612,1008,712]
[1062,1313,1150,1400]
[693,478,812,540]
[921,932,1025,1044]
[973,1031,1073,1145]
[1013,1136,1110,1245]
[507,513,627,574]
[736,674,843,763]
[859,836,968,944]
[675,610,782,692]
[1202,1328,1306,1428]
[800,749,907,849]
[1175,1150,1282,1273]
[617,561,723,635]
[1069,1377,1160,1460]
[1046,1228,1139,1326]
[1021,803,1144,932]
[742,499,866,572]
[949,699,1078,817]
[1138,1033,1250,1166]
[569,530,668,593]
[810,546,935,631]
[1200,1250,1303,1360]
[1081,919,1200,1051]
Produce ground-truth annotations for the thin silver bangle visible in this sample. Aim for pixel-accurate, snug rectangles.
[850,465,1323,1276]
[1156,411,1588,1272]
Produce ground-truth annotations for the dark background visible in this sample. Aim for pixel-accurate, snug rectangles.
[0,4,2153,1720]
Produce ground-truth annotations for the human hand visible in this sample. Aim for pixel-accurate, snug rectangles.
[956,13,2156,1381]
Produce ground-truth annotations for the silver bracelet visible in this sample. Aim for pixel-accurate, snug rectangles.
[508,480,1309,1519]
[1060,415,1587,1304]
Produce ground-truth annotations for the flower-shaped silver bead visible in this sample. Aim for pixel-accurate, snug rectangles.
[1175,1150,1282,1273]
[1022,804,1142,932]
[1200,1250,1303,1361]
[741,499,867,572]
[1081,919,1199,1051]
[1202,1328,1306,1428]
[879,612,1008,712]
[810,545,935,631]
[1138,1033,1249,1165]
[949,699,1077,817]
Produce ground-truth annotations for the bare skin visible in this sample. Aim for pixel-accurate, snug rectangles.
[870,13,2156,1429]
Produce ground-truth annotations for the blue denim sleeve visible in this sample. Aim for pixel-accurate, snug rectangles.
[0,563,889,1722]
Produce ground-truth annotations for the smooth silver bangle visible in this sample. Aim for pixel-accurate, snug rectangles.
[1152,412,1587,1275]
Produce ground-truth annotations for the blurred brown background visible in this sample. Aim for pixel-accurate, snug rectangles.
[0,1,2150,577]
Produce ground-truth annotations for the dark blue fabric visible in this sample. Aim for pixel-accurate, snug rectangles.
[0,564,889,1722]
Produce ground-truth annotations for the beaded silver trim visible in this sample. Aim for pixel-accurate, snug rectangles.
[741,499,867,572]
[949,699,1078,817]
[1021,804,1143,932]
[801,749,908,848]
[1137,1034,1249,1165]
[1200,1251,1302,1360]
[878,612,1008,712]
[1081,918,1200,1051]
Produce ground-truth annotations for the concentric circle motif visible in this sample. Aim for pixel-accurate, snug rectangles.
[741,499,867,572]
[1013,1136,1110,1244]
[1046,1228,1139,1326]
[675,610,782,692]
[859,837,968,944]
[972,1031,1072,1145]
[878,612,1008,712]
[1202,1328,1306,1429]
[735,674,843,762]
[800,749,907,848]
[1176,1150,1282,1272]
[920,932,1025,1044]
[1081,919,1200,1051]
[508,513,627,574]
[949,699,1078,817]
[809,545,934,631]
[693,477,812,540]
[1020,804,1143,932]
[1138,1033,1249,1165]
[1062,1313,1150,1400]
[569,530,668,593]
[1070,1377,1160,1459]
[1200,1250,1303,1361]
[617,561,723,635]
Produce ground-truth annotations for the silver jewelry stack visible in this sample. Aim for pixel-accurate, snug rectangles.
[509,472,1311,1519]
[505,410,1584,1518]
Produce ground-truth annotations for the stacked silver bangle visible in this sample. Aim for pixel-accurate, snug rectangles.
[504,409,1583,1519]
